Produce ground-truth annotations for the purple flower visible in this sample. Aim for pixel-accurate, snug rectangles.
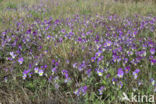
[98,86,105,95]
[91,57,96,62]
[112,55,118,62]
[10,52,16,59]
[96,51,102,57]
[118,81,123,88]
[112,78,118,85]
[74,89,81,96]
[29,72,33,78]
[78,65,83,71]
[151,59,156,65]
[34,67,39,73]
[148,41,154,47]
[52,59,55,64]
[47,35,51,40]
[52,67,57,74]
[117,68,124,78]
[98,56,104,62]
[62,70,69,78]
[73,63,77,68]
[96,69,104,76]
[106,73,111,78]
[81,86,88,96]
[44,65,48,69]
[66,60,69,64]
[55,62,59,66]
[74,86,88,96]
[142,44,147,49]
[124,66,130,73]
[18,57,24,64]
[150,48,155,55]
[150,78,155,86]
[38,69,44,76]
[104,40,112,47]
[23,74,27,80]
[54,83,60,89]
[127,51,133,56]
[133,69,140,79]
[64,77,71,83]
[22,70,30,80]
[124,58,128,63]
[85,69,92,77]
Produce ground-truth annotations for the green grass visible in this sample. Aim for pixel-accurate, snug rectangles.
[0,0,155,30]
[0,0,156,104]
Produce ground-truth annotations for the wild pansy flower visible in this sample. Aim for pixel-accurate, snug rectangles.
[131,59,137,66]
[81,86,88,96]
[73,63,77,68]
[86,69,92,77]
[28,72,33,78]
[48,76,52,82]
[150,48,155,55]
[118,81,123,89]
[54,83,60,89]
[34,67,39,73]
[117,56,121,63]
[96,44,102,50]
[55,61,59,66]
[117,68,124,78]
[44,65,48,69]
[52,59,55,64]
[66,60,69,64]
[91,57,96,62]
[62,70,69,78]
[142,44,147,49]
[112,55,118,62]
[64,77,71,83]
[41,66,44,69]
[78,65,83,71]
[106,73,111,79]
[136,57,142,63]
[151,58,156,65]
[96,69,104,76]
[74,89,81,96]
[149,55,154,60]
[38,69,44,76]
[23,74,27,80]
[124,58,128,63]
[124,66,130,73]
[18,57,24,64]
[150,78,155,86]
[127,51,133,56]
[105,40,112,47]
[74,86,88,96]
[96,50,102,57]
[22,70,30,80]
[47,35,51,40]
[112,78,118,85]
[148,41,154,47]
[131,46,137,51]
[98,86,105,95]
[52,67,56,74]
[43,50,48,54]
[133,69,140,79]
[141,50,146,57]
[98,56,104,62]
[10,52,16,59]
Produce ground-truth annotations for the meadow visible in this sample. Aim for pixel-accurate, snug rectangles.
[0,0,156,104]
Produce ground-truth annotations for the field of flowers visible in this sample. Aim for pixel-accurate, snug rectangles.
[0,0,156,104]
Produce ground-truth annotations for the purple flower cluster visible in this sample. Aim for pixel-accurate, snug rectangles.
[1,14,156,97]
